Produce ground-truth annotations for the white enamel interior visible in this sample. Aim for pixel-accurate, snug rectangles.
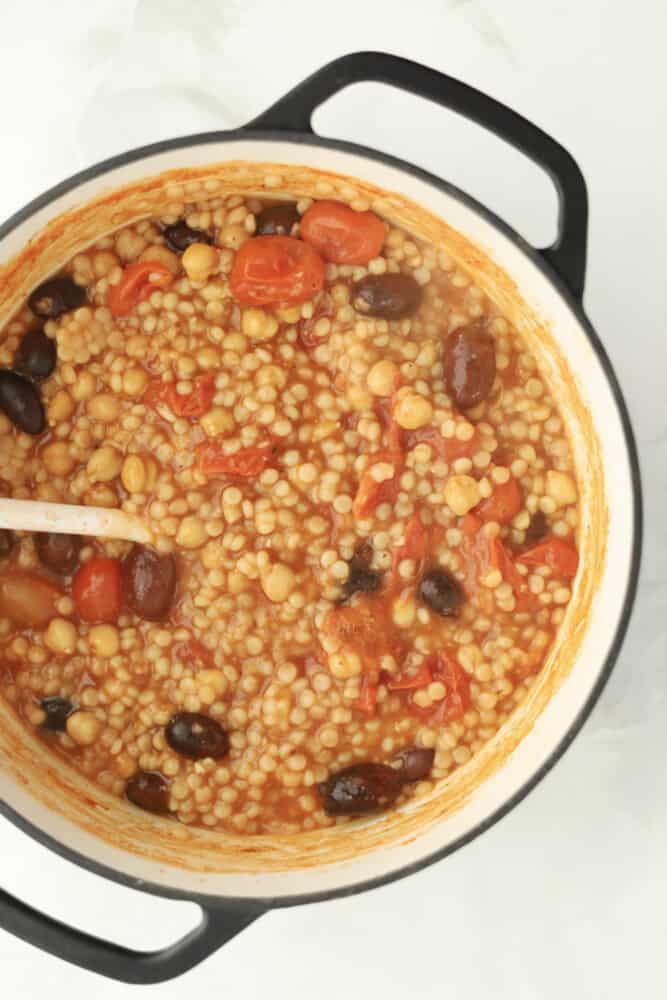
[0,138,636,901]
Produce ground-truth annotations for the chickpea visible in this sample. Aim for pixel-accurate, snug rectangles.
[367,360,399,397]
[47,390,75,424]
[88,394,120,423]
[86,445,123,483]
[71,371,97,402]
[201,407,234,437]
[44,617,77,655]
[444,475,481,516]
[139,244,180,275]
[546,470,578,507]
[93,251,119,277]
[261,563,295,603]
[122,368,148,397]
[88,624,120,658]
[66,711,102,746]
[393,392,433,430]
[241,309,279,342]
[121,454,146,494]
[143,456,159,492]
[182,242,219,282]
[176,516,208,549]
[42,441,76,477]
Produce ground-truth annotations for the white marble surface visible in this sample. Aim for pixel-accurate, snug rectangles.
[0,0,663,995]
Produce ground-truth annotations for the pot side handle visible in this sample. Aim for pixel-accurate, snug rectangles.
[0,885,264,984]
[248,51,588,300]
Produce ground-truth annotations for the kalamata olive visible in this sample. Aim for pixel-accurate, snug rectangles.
[14,328,57,380]
[40,696,75,732]
[443,322,496,408]
[318,762,403,816]
[418,568,464,616]
[126,771,170,814]
[122,546,177,621]
[255,203,300,236]
[390,746,435,783]
[340,548,381,601]
[163,221,213,253]
[0,370,45,435]
[165,712,229,760]
[28,277,86,319]
[0,529,15,559]
[35,532,81,575]
[524,510,549,545]
[353,273,422,319]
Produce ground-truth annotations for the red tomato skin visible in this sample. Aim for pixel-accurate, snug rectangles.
[108,261,173,317]
[72,557,122,623]
[300,201,386,264]
[230,236,325,307]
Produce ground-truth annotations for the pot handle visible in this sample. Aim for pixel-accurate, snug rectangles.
[0,885,264,983]
[248,51,588,299]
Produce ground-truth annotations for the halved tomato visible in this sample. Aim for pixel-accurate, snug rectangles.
[230,236,325,307]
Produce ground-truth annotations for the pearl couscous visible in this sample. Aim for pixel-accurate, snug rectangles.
[0,193,580,834]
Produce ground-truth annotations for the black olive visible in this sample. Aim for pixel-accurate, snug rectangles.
[0,370,45,434]
[28,277,86,319]
[35,532,81,575]
[122,546,177,621]
[14,328,57,380]
[418,568,464,616]
[163,221,213,254]
[390,746,435,783]
[353,273,422,319]
[319,762,403,816]
[165,712,229,760]
[443,322,496,408]
[40,696,75,732]
[126,771,170,814]
[0,529,15,559]
[255,203,300,236]
[524,510,549,545]
[340,547,381,601]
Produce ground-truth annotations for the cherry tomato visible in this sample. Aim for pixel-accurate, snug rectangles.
[196,441,276,480]
[230,236,325,307]
[144,374,215,419]
[408,425,482,463]
[352,450,402,519]
[108,261,174,317]
[390,512,428,583]
[322,595,400,662]
[475,476,523,525]
[300,200,386,264]
[387,662,433,691]
[517,537,579,578]
[72,557,122,623]
[353,674,379,715]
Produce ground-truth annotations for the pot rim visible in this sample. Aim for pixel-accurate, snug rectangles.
[0,127,643,910]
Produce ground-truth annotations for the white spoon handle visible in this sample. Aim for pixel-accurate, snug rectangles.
[0,499,152,544]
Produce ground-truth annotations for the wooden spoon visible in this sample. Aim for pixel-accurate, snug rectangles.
[0,499,152,544]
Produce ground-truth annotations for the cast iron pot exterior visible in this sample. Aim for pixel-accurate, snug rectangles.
[0,53,642,983]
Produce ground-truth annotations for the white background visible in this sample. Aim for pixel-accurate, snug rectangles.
[0,1,665,996]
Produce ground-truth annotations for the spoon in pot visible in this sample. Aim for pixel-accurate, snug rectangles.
[0,498,152,544]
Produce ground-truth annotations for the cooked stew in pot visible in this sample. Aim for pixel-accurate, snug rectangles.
[0,185,579,834]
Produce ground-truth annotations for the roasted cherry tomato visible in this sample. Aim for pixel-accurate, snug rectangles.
[475,476,523,525]
[229,236,325,307]
[300,200,386,264]
[72,557,122,623]
[196,441,276,479]
[517,537,579,578]
[107,261,174,317]
[144,374,215,419]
